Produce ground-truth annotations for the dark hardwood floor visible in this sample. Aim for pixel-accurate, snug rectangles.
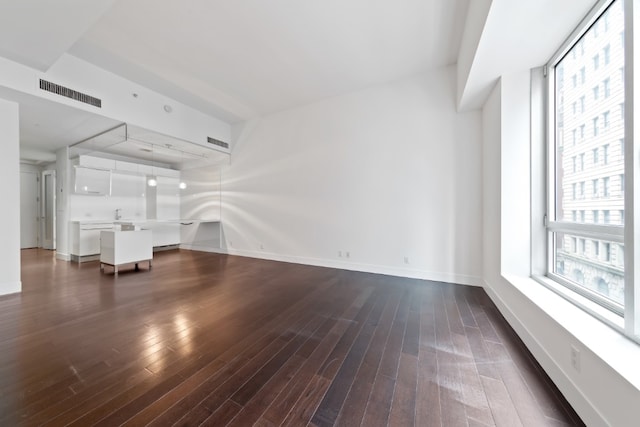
[0,248,584,426]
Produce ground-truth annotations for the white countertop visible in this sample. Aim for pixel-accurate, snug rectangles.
[71,219,220,224]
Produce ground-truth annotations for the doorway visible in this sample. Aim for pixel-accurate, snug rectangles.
[19,171,39,248]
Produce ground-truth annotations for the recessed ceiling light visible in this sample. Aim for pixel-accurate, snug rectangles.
[163,105,172,113]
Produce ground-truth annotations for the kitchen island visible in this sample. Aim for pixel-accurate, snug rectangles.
[100,229,153,275]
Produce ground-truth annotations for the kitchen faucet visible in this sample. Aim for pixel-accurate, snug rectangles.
[115,208,122,220]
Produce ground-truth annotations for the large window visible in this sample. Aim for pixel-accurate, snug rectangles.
[548,0,627,316]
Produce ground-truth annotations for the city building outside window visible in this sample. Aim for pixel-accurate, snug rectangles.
[547,0,627,325]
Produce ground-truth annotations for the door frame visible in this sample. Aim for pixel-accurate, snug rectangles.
[41,169,56,250]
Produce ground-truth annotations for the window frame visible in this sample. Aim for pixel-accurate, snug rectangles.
[541,0,639,341]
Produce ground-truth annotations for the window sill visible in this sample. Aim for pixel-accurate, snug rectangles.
[501,273,640,391]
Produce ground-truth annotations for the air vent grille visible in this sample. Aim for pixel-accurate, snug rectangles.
[207,136,229,149]
[39,79,102,108]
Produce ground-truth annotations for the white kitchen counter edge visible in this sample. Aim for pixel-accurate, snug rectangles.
[70,219,220,224]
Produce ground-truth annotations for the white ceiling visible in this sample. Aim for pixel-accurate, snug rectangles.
[70,0,470,122]
[0,88,121,164]
[0,0,471,163]
[458,0,597,111]
[0,0,117,71]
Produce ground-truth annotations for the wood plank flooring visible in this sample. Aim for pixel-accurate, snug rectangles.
[0,248,584,426]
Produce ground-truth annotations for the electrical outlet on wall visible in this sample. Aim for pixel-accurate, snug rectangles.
[338,250,342,258]
[345,251,350,258]
[570,345,581,372]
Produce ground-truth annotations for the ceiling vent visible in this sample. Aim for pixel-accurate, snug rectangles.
[39,79,102,108]
[207,136,229,150]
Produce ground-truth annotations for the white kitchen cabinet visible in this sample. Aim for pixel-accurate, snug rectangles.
[70,222,114,260]
[115,160,140,173]
[111,172,146,198]
[74,166,111,196]
[147,222,180,247]
[79,155,115,169]
[100,230,153,275]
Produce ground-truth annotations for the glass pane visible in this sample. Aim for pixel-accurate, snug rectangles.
[554,232,624,304]
[553,0,625,304]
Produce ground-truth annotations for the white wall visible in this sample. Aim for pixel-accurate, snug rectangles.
[180,165,223,252]
[0,99,21,295]
[222,66,483,284]
[482,73,640,426]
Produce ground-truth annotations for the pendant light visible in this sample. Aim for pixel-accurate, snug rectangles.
[147,143,157,187]
[178,149,187,190]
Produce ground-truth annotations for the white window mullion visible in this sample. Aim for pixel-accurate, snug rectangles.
[625,0,639,338]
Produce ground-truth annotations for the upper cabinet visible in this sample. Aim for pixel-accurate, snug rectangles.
[74,166,111,196]
[111,171,146,198]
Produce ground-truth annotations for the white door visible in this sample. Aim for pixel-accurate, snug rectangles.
[42,170,56,250]
[20,171,39,248]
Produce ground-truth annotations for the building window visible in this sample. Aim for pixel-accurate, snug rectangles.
[617,245,624,266]
[620,66,625,83]
[581,66,586,84]
[548,0,626,317]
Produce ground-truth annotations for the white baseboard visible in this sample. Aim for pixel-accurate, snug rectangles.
[216,247,483,286]
[483,279,606,427]
[56,252,70,261]
[179,244,227,254]
[0,280,21,296]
